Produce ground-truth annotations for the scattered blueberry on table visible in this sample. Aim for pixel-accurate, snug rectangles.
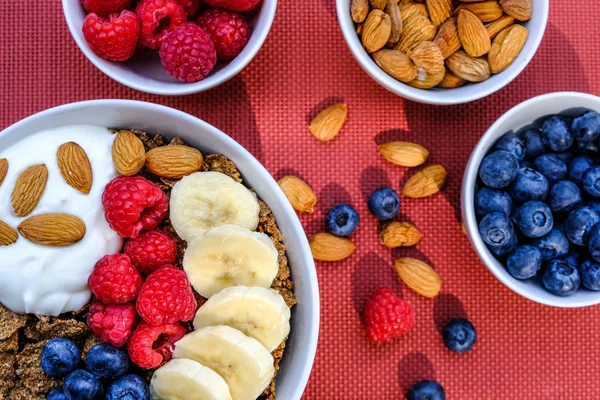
[368,187,400,220]
[326,203,360,236]
[407,380,446,400]
[442,318,477,353]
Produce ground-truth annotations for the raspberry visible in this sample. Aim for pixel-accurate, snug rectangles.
[364,287,414,343]
[87,302,137,347]
[159,23,217,82]
[82,11,140,62]
[82,0,130,15]
[124,230,178,275]
[197,9,250,60]
[175,0,201,15]
[136,0,187,49]
[102,176,168,238]
[136,266,197,324]
[128,321,186,368]
[88,254,143,304]
[203,0,261,12]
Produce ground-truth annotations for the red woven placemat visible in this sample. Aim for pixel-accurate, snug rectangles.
[2,1,600,398]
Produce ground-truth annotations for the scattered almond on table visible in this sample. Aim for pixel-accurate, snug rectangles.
[310,103,348,141]
[309,232,356,261]
[278,175,318,213]
[380,221,422,248]
[395,257,441,298]
[403,164,447,198]
[378,141,429,167]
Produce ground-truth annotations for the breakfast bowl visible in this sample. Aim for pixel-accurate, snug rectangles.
[336,0,549,105]
[0,99,319,398]
[62,0,277,95]
[462,92,600,307]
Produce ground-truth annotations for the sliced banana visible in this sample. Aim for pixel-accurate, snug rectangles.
[183,225,279,298]
[173,325,274,400]
[194,286,290,352]
[170,171,260,242]
[150,358,232,400]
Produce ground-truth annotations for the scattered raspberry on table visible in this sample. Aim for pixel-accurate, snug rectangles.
[364,287,414,343]
[88,254,143,304]
[124,230,178,275]
[82,10,140,62]
[197,9,250,60]
[136,0,187,50]
[128,321,187,369]
[87,302,138,348]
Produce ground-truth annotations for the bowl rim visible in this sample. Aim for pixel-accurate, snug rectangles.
[61,0,277,95]
[461,91,600,308]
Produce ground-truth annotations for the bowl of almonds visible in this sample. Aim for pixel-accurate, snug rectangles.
[336,0,549,104]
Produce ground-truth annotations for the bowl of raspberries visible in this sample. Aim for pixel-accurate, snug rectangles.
[62,0,276,94]
[462,92,600,307]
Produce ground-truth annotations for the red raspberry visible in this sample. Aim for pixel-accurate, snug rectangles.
[102,176,168,239]
[124,230,178,275]
[364,287,414,344]
[82,11,140,62]
[87,302,137,347]
[203,0,261,12]
[159,23,216,82]
[196,9,249,60]
[136,266,197,325]
[82,0,130,15]
[136,0,187,49]
[128,321,186,368]
[89,254,143,304]
[175,0,201,15]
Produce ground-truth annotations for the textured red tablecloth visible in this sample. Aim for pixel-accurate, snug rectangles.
[2,0,600,398]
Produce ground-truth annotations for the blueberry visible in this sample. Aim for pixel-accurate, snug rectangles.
[519,159,533,169]
[47,386,69,400]
[442,318,477,353]
[542,115,574,152]
[590,200,600,213]
[582,166,600,198]
[494,133,525,160]
[64,370,104,400]
[579,260,600,291]
[508,168,549,204]
[533,154,567,185]
[542,259,580,296]
[548,181,582,212]
[556,150,576,162]
[513,201,553,238]
[519,128,546,160]
[568,155,595,184]
[326,203,360,236]
[85,343,129,379]
[479,212,517,257]
[562,251,580,268]
[572,111,600,143]
[532,229,569,260]
[368,187,400,220]
[407,380,446,400]
[40,338,81,378]
[565,206,600,245]
[588,224,600,263]
[479,150,519,188]
[474,188,512,218]
[506,245,542,279]
[106,374,150,400]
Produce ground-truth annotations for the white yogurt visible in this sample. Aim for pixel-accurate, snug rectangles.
[0,125,123,316]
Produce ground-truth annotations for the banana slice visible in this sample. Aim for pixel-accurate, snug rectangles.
[173,325,274,400]
[170,171,260,242]
[183,225,279,298]
[150,358,232,400]
[193,286,290,352]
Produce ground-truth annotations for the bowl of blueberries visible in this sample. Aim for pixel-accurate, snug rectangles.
[462,92,600,307]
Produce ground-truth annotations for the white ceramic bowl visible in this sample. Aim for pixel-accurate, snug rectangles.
[62,0,277,95]
[462,92,600,307]
[336,1,549,105]
[0,100,319,397]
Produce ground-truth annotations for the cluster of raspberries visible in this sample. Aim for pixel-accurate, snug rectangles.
[81,0,258,82]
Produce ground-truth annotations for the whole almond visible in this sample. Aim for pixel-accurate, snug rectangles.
[11,164,48,217]
[409,41,444,74]
[488,24,528,73]
[386,0,403,45]
[112,130,146,176]
[362,10,392,53]
[434,17,461,59]
[0,220,18,246]
[485,14,515,38]
[458,10,491,57]
[438,69,467,88]
[403,164,447,198]
[278,175,317,213]
[455,1,503,22]
[395,257,441,298]
[499,0,531,21]
[18,213,86,246]
[446,50,491,82]
[145,145,203,179]
[0,158,7,187]
[380,222,422,248]
[408,66,446,89]
[400,1,428,23]
[372,49,418,83]
[394,15,437,54]
[378,141,429,167]
[370,0,387,10]
[57,142,93,194]
[310,103,348,141]
[352,0,369,22]
[309,232,356,261]
[426,0,453,26]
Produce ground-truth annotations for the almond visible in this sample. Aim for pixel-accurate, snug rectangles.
[455,1,503,22]
[278,175,317,213]
[112,130,146,176]
[370,0,387,10]
[57,142,93,194]
[394,15,437,54]
[402,164,447,198]
[434,17,461,59]
[380,222,422,248]
[372,49,418,83]
[395,257,441,298]
[438,69,467,88]
[310,103,348,141]
[400,1,428,23]
[426,0,453,26]
[446,50,491,82]
[362,9,392,53]
[351,0,370,22]
[408,66,446,89]
[457,9,491,57]
[0,158,7,187]
[378,141,429,167]
[488,24,528,73]
[386,0,403,45]
[11,164,48,217]
[145,145,203,179]
[309,232,356,261]
[409,41,444,74]
[499,0,531,21]
[0,220,18,246]
[356,22,365,35]
[18,213,85,246]
[485,14,515,38]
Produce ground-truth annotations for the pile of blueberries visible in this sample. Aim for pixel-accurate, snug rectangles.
[476,110,600,296]
[41,339,149,400]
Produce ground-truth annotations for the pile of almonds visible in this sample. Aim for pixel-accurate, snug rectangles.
[353,0,531,88]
